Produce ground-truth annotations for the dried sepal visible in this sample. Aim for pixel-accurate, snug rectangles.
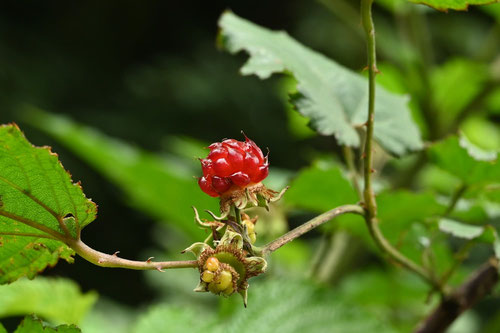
[219,183,289,216]
[181,242,211,258]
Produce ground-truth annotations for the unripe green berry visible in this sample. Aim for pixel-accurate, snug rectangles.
[205,256,219,272]
[222,284,234,295]
[207,281,219,294]
[218,270,233,291]
[201,270,214,283]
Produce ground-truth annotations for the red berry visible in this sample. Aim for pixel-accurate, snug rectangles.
[200,159,214,176]
[230,171,250,187]
[198,176,218,197]
[213,158,232,177]
[212,176,231,193]
[198,136,270,197]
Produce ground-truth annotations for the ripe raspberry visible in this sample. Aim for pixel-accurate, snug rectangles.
[198,136,269,197]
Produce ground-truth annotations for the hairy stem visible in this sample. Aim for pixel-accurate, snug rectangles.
[360,0,440,290]
[261,204,364,256]
[67,239,198,270]
[361,0,377,219]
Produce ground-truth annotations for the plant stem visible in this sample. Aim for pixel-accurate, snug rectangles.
[261,204,364,256]
[234,206,242,225]
[67,239,198,270]
[361,0,377,220]
[444,184,467,217]
[360,0,441,291]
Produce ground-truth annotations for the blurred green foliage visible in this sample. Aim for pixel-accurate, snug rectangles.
[0,0,499,332]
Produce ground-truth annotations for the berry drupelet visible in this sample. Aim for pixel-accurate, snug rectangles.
[198,137,269,197]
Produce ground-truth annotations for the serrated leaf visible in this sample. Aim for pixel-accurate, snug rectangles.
[0,277,97,324]
[428,135,500,185]
[438,218,485,239]
[0,124,97,284]
[410,0,500,11]
[132,279,397,333]
[218,11,423,156]
[14,316,81,333]
[132,305,213,333]
[26,110,217,241]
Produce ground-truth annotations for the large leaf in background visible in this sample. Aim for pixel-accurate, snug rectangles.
[0,125,97,284]
[0,277,97,324]
[218,12,423,156]
[428,135,500,185]
[132,279,397,333]
[13,316,80,333]
[410,0,500,10]
[26,110,218,241]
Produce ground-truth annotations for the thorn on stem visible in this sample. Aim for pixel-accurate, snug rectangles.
[156,267,165,272]
[146,257,154,263]
[113,251,120,257]
[371,168,376,173]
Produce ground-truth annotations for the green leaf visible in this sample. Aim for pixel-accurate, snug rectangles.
[377,190,452,271]
[132,305,213,333]
[285,162,358,212]
[410,0,500,11]
[438,218,485,239]
[218,11,423,156]
[0,124,97,283]
[430,58,488,129]
[428,135,499,185]
[14,316,81,333]
[378,190,445,245]
[0,323,6,333]
[25,110,218,241]
[0,277,97,324]
[132,279,398,333]
[461,117,500,151]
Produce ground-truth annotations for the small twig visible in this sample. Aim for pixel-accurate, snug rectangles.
[261,204,364,256]
[415,258,499,333]
[67,238,198,270]
[444,184,467,217]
